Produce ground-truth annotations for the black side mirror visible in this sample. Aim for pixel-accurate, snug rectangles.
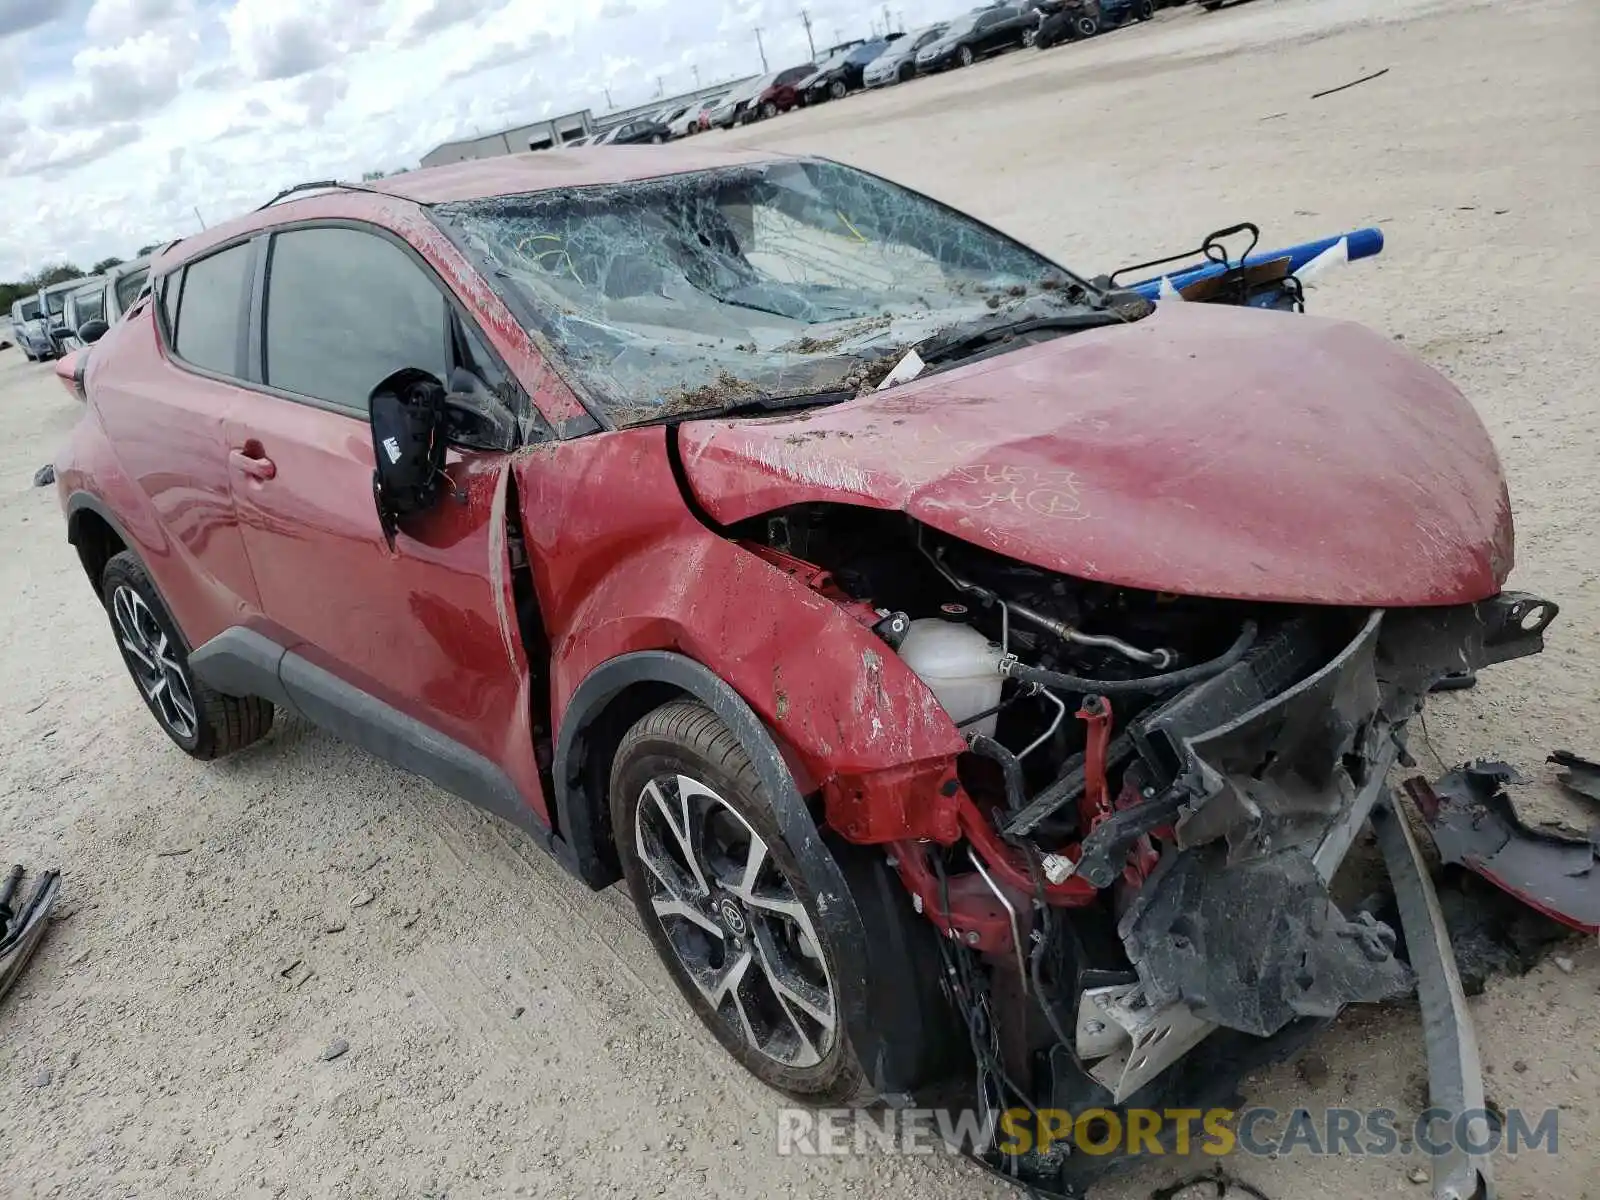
[370,368,447,531]
[78,319,110,345]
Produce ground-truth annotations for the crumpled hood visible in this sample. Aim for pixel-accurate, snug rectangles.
[677,302,1514,606]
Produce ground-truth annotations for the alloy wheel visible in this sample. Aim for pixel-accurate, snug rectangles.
[959,45,975,66]
[112,585,198,741]
[634,771,836,1069]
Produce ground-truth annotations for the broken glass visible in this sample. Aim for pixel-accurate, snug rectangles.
[432,160,1091,426]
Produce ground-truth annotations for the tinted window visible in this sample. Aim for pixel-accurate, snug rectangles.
[265,227,447,412]
[75,289,106,325]
[45,290,70,316]
[174,244,253,375]
[115,268,149,313]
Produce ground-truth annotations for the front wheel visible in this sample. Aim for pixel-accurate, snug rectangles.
[958,44,975,67]
[761,100,778,120]
[1075,15,1100,38]
[1137,0,1154,18]
[612,701,869,1101]
[829,79,847,99]
[1022,27,1038,46]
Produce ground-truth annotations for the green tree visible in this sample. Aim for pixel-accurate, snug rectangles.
[136,243,162,256]
[92,256,125,273]
[33,263,85,288]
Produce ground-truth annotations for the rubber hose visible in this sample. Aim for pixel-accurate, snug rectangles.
[1006,620,1259,696]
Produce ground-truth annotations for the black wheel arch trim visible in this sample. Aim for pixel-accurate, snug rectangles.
[553,649,908,1095]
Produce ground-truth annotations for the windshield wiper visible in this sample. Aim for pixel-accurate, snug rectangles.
[916,310,1131,365]
[633,388,856,427]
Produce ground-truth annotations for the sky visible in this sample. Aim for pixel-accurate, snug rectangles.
[0,0,982,281]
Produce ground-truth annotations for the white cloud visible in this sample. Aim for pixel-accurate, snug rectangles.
[0,0,981,280]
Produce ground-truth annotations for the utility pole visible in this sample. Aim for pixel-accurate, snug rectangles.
[655,74,665,98]
[754,25,769,71]
[692,64,701,86]
[192,206,206,231]
[883,4,894,34]
[798,8,816,59]
[603,86,615,110]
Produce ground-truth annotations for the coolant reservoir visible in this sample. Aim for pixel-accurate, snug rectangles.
[896,619,1005,737]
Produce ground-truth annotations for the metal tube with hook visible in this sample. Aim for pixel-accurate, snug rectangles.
[967,845,1029,995]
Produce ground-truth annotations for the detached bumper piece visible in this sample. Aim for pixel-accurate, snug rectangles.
[1408,762,1599,935]
[1372,798,1494,1200]
[0,864,61,1004]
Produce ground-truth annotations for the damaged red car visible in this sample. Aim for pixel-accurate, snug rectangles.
[55,147,1556,1197]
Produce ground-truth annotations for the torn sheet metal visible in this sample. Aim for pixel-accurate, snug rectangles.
[1407,762,1600,935]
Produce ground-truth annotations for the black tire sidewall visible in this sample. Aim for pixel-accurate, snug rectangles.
[611,708,866,1102]
[101,552,213,758]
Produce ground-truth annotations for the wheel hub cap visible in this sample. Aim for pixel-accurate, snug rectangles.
[635,772,837,1069]
[112,585,198,741]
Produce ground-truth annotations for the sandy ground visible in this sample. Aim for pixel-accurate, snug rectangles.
[2,0,1597,1196]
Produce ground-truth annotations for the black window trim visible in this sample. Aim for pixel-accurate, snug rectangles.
[248,216,540,442]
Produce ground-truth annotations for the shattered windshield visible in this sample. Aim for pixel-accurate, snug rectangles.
[433,160,1090,426]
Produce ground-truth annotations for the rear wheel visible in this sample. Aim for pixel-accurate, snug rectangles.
[1137,0,1154,18]
[1075,14,1100,38]
[829,78,847,99]
[761,100,778,119]
[612,701,871,1101]
[958,44,975,67]
[101,551,273,759]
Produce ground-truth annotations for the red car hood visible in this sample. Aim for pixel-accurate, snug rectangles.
[677,303,1514,606]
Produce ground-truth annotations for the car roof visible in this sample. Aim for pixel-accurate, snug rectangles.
[69,276,108,298]
[38,277,86,298]
[155,146,797,271]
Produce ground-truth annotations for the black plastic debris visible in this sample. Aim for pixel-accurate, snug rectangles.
[1550,750,1600,805]
[1406,762,1599,935]
[31,464,55,488]
[0,864,61,1004]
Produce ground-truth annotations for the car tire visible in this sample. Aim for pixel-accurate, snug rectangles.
[1075,15,1100,38]
[959,44,977,67]
[761,100,778,120]
[1137,0,1154,18]
[898,62,915,82]
[1022,27,1037,46]
[650,133,664,143]
[611,700,877,1103]
[829,78,847,99]
[101,550,274,760]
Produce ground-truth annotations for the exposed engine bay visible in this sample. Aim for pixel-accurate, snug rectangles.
[734,502,1558,1192]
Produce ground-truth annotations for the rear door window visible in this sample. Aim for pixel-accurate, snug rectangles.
[263,226,448,413]
[173,243,254,375]
[76,288,106,326]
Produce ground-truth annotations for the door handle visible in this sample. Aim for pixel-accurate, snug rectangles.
[230,447,276,481]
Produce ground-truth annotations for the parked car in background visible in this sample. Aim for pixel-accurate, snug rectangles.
[916,5,1034,71]
[802,36,901,102]
[748,64,816,121]
[863,23,949,86]
[58,276,110,353]
[37,276,88,356]
[1036,0,1153,46]
[705,77,765,128]
[103,257,153,322]
[599,118,670,145]
[9,297,52,361]
[671,94,726,138]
